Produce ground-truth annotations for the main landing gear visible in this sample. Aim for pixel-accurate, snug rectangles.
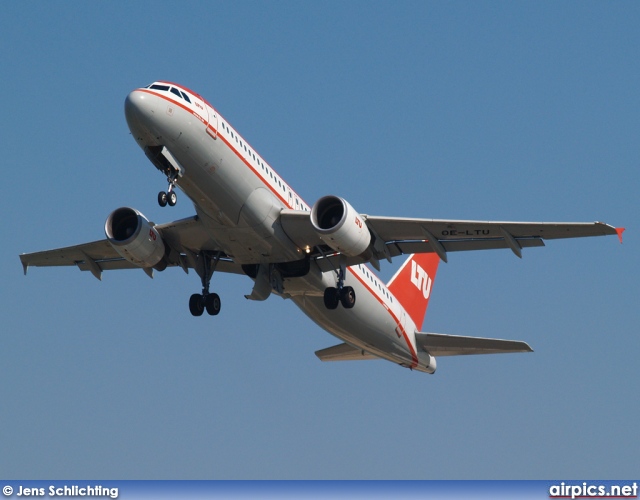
[189,252,222,317]
[158,173,178,207]
[189,292,221,317]
[323,285,356,310]
[323,261,356,310]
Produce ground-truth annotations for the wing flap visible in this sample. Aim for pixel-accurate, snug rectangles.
[315,343,379,361]
[20,240,123,272]
[415,332,533,356]
[21,239,244,277]
[366,217,619,243]
[388,237,546,258]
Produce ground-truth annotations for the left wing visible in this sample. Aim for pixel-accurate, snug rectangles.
[280,210,623,265]
[20,216,244,280]
[20,239,138,279]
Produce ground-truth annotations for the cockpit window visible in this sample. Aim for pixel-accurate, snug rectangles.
[150,84,170,91]
[170,87,181,98]
[180,91,191,103]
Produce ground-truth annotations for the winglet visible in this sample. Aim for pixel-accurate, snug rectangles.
[20,255,29,275]
[616,227,625,244]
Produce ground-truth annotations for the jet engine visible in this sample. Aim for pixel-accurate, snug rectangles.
[310,196,371,257]
[105,207,167,269]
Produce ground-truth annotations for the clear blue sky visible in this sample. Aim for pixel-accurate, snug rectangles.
[2,1,638,479]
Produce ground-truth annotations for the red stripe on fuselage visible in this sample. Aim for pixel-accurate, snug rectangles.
[347,268,419,367]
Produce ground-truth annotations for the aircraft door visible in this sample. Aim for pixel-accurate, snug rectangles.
[396,310,408,338]
[205,104,218,140]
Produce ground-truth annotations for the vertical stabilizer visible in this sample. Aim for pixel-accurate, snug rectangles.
[387,253,440,330]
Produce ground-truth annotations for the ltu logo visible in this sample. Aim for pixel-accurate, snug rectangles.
[410,260,432,299]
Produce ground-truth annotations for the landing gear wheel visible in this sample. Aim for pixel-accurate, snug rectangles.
[340,286,356,309]
[323,287,340,310]
[158,191,168,207]
[189,294,205,316]
[205,293,221,316]
[167,191,177,206]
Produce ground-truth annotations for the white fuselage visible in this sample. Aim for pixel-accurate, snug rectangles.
[125,82,434,373]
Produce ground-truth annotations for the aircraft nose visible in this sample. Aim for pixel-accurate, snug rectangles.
[124,89,157,127]
[124,89,161,145]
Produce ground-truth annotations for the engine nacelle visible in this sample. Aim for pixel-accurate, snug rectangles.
[310,196,371,257]
[105,207,166,269]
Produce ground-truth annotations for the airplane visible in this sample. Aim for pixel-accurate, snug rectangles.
[19,81,625,374]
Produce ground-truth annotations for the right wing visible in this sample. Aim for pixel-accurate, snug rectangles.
[279,210,623,266]
[415,332,533,356]
[20,216,244,280]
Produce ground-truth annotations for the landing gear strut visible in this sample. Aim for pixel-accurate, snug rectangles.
[322,259,356,310]
[189,252,222,317]
[158,173,178,207]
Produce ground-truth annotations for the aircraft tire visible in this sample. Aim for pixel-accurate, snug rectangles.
[205,293,221,316]
[167,191,177,206]
[189,293,205,316]
[323,287,340,310]
[158,191,168,207]
[340,286,356,309]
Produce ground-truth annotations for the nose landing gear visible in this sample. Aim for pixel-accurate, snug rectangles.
[158,174,178,207]
[143,146,183,207]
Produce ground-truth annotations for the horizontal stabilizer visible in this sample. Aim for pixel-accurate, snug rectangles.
[415,332,533,356]
[315,343,378,362]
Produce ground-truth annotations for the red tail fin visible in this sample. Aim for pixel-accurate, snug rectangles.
[387,253,440,330]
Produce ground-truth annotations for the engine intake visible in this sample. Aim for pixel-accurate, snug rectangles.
[105,207,167,269]
[310,196,371,257]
